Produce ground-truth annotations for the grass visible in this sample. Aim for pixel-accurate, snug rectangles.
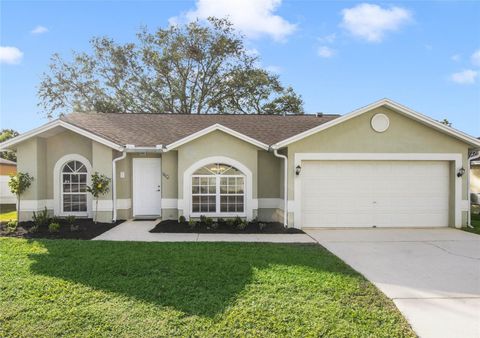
[0,239,414,337]
[466,213,480,235]
[0,210,16,223]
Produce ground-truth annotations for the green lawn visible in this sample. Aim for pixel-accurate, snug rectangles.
[0,210,16,223]
[467,213,480,235]
[0,238,414,337]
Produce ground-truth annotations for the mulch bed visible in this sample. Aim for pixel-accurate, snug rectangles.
[150,219,305,234]
[0,219,123,240]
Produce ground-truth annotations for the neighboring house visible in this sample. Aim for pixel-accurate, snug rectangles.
[0,158,17,205]
[471,160,480,207]
[1,98,479,229]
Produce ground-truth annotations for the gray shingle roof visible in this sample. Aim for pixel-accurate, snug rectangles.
[60,113,339,147]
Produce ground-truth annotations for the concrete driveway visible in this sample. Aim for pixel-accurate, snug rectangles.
[306,228,480,338]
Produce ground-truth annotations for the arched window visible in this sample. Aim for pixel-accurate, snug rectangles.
[61,160,88,213]
[191,163,245,215]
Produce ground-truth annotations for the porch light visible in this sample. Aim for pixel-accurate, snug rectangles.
[296,165,301,176]
[457,167,465,177]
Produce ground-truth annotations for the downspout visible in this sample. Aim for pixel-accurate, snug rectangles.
[272,147,288,227]
[112,149,127,222]
[467,150,480,228]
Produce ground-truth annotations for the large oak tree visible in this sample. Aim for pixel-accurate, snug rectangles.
[38,18,303,117]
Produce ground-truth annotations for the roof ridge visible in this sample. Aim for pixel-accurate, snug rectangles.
[65,112,340,117]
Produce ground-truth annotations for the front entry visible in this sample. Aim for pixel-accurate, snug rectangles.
[132,158,162,217]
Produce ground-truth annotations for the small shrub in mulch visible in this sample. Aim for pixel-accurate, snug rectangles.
[0,218,123,240]
[150,218,304,234]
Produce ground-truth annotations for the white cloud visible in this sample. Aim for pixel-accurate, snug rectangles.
[0,46,23,64]
[317,46,335,58]
[471,49,480,67]
[451,54,461,62]
[169,0,296,41]
[341,3,412,43]
[31,25,48,34]
[318,33,336,44]
[451,69,478,85]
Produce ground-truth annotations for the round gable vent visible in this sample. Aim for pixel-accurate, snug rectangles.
[371,113,390,133]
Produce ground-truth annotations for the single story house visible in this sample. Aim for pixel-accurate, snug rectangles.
[1,98,479,229]
[0,158,17,206]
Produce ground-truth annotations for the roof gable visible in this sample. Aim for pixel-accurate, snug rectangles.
[272,99,480,148]
[165,124,269,150]
[0,120,124,151]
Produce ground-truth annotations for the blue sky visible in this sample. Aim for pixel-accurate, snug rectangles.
[1,0,479,136]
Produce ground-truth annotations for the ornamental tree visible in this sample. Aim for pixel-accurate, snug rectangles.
[8,172,34,223]
[87,172,111,223]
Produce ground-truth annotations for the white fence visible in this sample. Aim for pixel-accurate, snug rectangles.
[0,175,16,204]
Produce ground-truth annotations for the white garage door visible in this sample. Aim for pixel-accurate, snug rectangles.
[301,160,450,228]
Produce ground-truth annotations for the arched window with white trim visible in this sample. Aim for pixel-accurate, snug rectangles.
[61,160,88,214]
[191,163,245,215]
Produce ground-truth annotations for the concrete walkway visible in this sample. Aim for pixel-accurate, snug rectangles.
[306,228,480,338]
[93,220,316,243]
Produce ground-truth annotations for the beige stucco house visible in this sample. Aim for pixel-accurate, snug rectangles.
[1,99,479,229]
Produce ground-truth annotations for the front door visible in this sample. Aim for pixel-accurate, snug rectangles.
[132,158,162,217]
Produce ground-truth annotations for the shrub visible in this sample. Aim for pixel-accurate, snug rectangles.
[199,215,207,225]
[225,218,235,228]
[65,215,76,225]
[250,216,259,226]
[5,220,18,233]
[178,215,186,223]
[32,207,50,228]
[48,222,61,233]
[66,215,79,231]
[258,222,267,231]
[237,219,248,231]
[205,217,214,228]
[188,218,197,229]
[233,216,242,227]
[217,217,225,225]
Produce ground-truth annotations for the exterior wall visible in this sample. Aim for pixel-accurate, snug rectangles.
[257,150,283,222]
[16,138,47,221]
[0,161,17,207]
[46,130,92,199]
[471,165,480,194]
[471,165,480,215]
[177,130,259,219]
[15,131,116,222]
[92,141,113,223]
[0,164,16,176]
[286,107,472,227]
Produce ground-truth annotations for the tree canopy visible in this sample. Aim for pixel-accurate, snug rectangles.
[38,18,304,117]
[0,129,19,162]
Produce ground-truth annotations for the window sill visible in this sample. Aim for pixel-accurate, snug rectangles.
[190,212,246,218]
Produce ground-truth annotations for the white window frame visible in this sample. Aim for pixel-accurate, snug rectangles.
[183,156,253,220]
[190,172,246,217]
[60,160,89,216]
[53,154,93,217]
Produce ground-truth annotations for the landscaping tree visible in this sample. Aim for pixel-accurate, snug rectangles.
[87,172,111,223]
[440,119,452,127]
[0,129,19,162]
[38,17,303,117]
[8,172,34,223]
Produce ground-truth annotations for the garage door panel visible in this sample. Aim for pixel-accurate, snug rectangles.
[301,160,449,228]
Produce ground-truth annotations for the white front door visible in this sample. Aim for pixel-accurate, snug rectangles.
[301,160,450,228]
[132,158,162,217]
